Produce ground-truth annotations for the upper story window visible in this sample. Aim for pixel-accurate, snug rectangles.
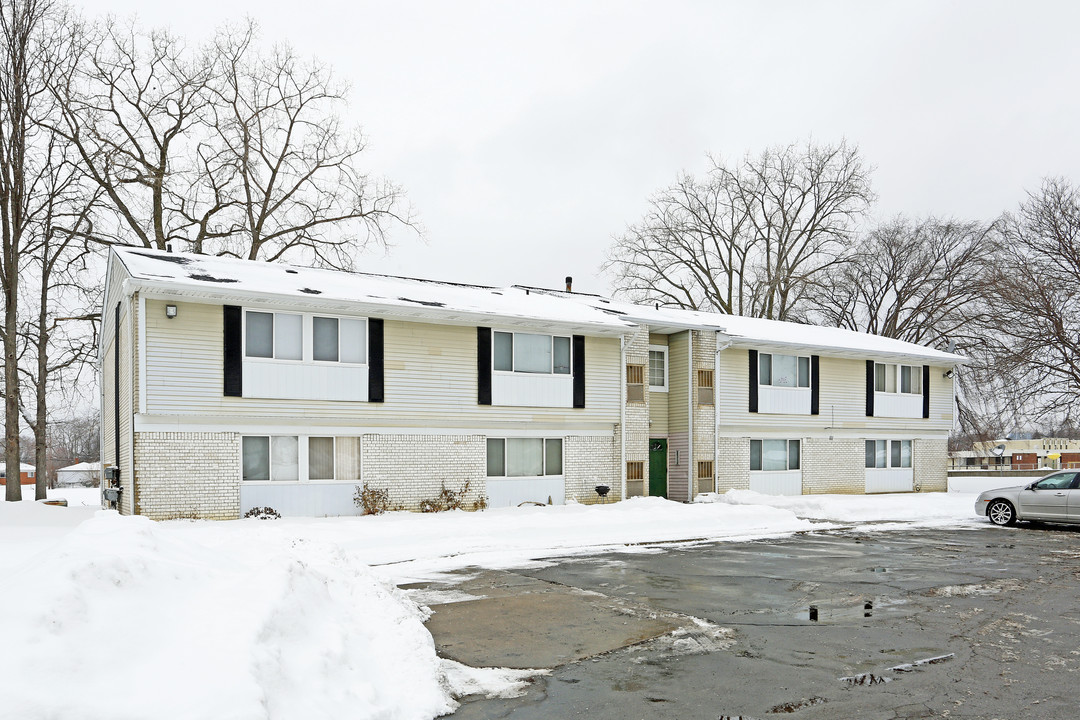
[875,363,921,394]
[865,439,912,468]
[245,310,367,364]
[759,353,810,388]
[648,346,668,391]
[493,331,571,374]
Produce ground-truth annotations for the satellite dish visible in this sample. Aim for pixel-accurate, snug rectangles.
[992,444,1006,457]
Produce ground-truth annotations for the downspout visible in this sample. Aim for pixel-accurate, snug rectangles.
[715,334,732,497]
[687,331,693,502]
[620,335,627,501]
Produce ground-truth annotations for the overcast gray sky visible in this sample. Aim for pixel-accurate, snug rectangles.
[78,0,1080,295]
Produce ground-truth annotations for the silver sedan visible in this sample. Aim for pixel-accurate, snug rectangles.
[975,471,1080,526]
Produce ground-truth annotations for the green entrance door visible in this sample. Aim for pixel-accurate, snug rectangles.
[649,438,668,498]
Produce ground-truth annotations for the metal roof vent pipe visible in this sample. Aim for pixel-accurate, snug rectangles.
[565,276,573,292]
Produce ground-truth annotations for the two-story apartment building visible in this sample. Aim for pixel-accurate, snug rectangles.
[100,247,965,519]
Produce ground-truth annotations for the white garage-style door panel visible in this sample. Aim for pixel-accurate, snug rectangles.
[486,476,565,507]
[749,471,802,496]
[240,483,361,517]
[865,468,914,494]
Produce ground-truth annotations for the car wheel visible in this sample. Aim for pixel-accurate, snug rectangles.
[987,500,1016,527]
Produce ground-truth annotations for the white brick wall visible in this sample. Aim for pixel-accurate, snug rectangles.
[692,330,716,495]
[625,326,651,497]
[914,438,948,492]
[362,434,487,510]
[565,434,620,504]
[802,438,865,494]
[717,437,751,491]
[134,432,241,520]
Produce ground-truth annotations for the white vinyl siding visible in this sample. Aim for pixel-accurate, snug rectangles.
[718,348,952,434]
[143,303,620,430]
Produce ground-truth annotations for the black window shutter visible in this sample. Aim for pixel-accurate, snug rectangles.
[223,305,242,397]
[572,335,586,408]
[922,365,930,419]
[748,349,758,413]
[477,327,492,405]
[368,319,384,402]
[865,360,875,417]
[810,355,820,415]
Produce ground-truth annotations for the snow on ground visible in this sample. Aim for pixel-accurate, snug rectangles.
[0,488,986,720]
[701,489,976,527]
[947,475,1034,494]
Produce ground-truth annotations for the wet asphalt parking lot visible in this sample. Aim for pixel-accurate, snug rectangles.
[413,521,1080,719]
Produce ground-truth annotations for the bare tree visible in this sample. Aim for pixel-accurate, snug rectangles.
[806,216,997,347]
[975,177,1080,425]
[0,0,65,501]
[606,139,873,320]
[207,23,410,267]
[52,18,413,268]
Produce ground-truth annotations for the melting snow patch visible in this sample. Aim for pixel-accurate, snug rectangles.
[441,659,546,699]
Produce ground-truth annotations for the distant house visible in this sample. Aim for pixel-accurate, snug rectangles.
[99,247,966,519]
[0,463,36,486]
[56,461,101,487]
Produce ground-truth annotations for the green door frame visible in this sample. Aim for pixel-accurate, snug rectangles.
[649,438,668,498]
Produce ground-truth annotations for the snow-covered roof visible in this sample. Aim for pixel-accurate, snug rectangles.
[112,247,636,337]
[560,293,966,364]
[57,462,100,472]
[110,247,965,364]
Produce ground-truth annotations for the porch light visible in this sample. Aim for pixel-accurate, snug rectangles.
[165,304,178,319]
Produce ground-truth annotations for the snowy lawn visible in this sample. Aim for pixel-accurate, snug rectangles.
[0,488,986,720]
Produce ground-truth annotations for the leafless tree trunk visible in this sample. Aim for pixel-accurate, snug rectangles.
[0,0,55,502]
[605,139,873,320]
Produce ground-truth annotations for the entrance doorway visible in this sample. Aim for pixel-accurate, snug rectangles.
[649,438,668,498]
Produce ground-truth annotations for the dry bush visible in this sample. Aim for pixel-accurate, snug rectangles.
[354,483,392,515]
[418,480,473,513]
[243,506,281,520]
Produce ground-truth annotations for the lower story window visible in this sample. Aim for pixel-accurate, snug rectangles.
[865,439,912,468]
[487,437,563,477]
[243,435,361,482]
[750,439,800,471]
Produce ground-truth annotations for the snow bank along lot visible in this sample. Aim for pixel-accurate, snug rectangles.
[0,487,991,720]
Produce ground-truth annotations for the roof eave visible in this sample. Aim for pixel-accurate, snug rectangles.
[126,278,636,337]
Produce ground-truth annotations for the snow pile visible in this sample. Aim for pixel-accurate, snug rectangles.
[0,510,458,720]
[269,496,825,580]
[702,489,974,525]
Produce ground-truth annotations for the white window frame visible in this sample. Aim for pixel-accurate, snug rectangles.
[750,439,801,471]
[243,309,368,366]
[241,434,361,484]
[874,363,922,395]
[648,345,668,392]
[758,352,811,389]
[486,437,564,477]
[492,331,572,376]
[865,439,913,469]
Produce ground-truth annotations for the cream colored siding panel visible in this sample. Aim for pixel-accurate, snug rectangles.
[719,348,953,435]
[668,332,690,434]
[102,341,116,465]
[143,302,620,429]
[649,391,668,435]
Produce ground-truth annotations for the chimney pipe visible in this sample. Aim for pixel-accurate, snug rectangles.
[565,276,573,293]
